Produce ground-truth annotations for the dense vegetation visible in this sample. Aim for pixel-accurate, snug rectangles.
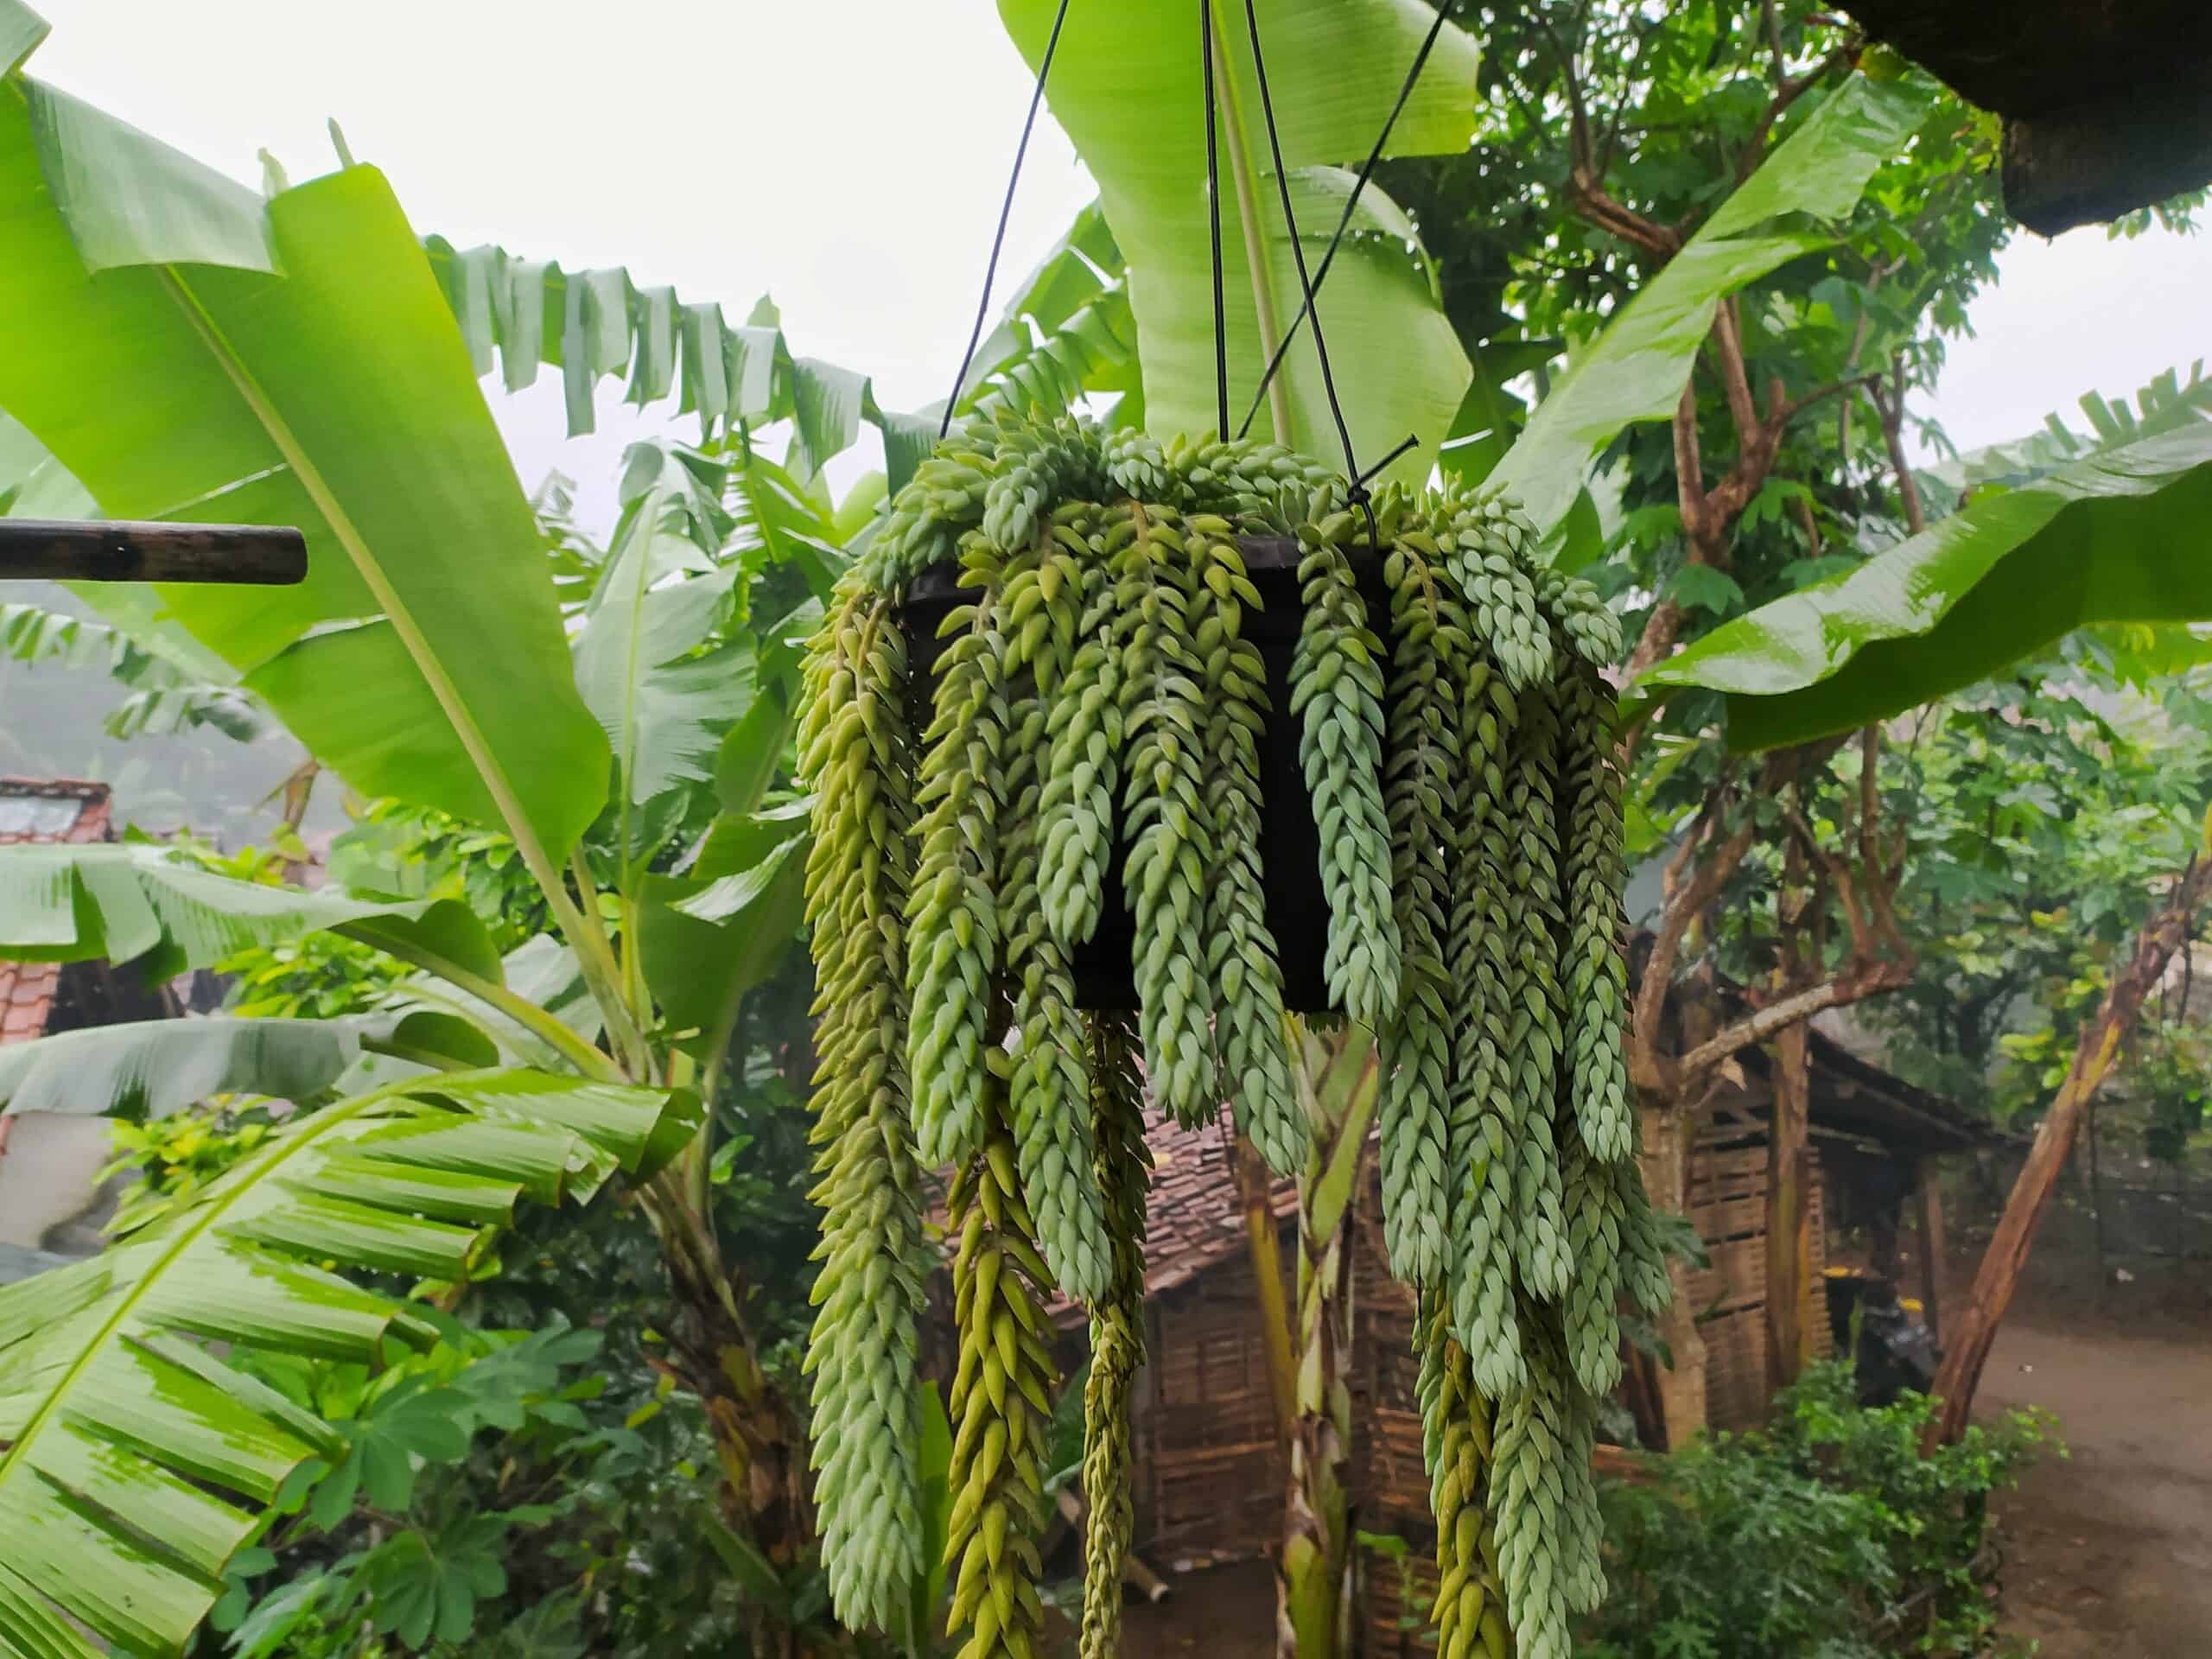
[2,0,2209,1656]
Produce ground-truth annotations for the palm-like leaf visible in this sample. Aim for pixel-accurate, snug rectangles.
[0,1010,491,1119]
[0,1067,700,1659]
[418,241,938,488]
[0,11,607,874]
[1923,359,2212,498]
[1631,420,2212,747]
[957,201,1139,422]
[998,0,1478,479]
[571,446,742,813]
[0,842,491,983]
[1492,73,1929,544]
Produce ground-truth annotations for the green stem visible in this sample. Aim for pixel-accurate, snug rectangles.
[339,925,623,1083]
[1209,12,1295,450]
[569,848,651,1077]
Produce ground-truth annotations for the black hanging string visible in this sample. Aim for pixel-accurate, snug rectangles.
[1357,431,1422,488]
[1235,0,1458,442]
[938,0,1077,438]
[1202,0,1230,442]
[1236,0,1374,541]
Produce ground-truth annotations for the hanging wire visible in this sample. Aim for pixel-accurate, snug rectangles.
[937,0,1078,437]
[1236,0,1371,536]
[1235,0,1458,442]
[1202,0,1230,442]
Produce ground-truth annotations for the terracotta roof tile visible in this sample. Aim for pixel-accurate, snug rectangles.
[0,778,114,1046]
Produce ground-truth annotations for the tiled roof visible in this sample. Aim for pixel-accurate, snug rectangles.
[1029,1109,1298,1328]
[0,778,111,1047]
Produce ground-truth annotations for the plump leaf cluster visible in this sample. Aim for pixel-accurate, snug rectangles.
[802,412,1661,1656]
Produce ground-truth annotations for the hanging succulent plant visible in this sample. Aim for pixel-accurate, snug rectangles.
[800,409,1669,1659]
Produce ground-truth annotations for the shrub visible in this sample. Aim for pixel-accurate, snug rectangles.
[1582,1363,2055,1658]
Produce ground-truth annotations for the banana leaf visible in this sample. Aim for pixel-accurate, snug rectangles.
[0,842,499,985]
[1491,73,1929,546]
[0,8,607,866]
[998,0,1479,482]
[0,1067,698,1659]
[1630,422,2212,747]
[0,1010,493,1119]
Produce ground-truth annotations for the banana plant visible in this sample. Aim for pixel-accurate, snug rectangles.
[1632,375,2212,747]
[0,1067,700,1659]
[999,0,1482,480]
[1279,1021,1382,1659]
[0,4,838,1645]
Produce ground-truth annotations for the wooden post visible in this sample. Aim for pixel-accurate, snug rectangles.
[1764,1021,1814,1391]
[2086,1098,2107,1300]
[1639,1100,1708,1448]
[0,519,306,585]
[1912,1159,1945,1345]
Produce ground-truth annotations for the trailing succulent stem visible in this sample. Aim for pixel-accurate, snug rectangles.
[798,581,929,1630]
[804,414,1654,1659]
[1189,518,1302,1173]
[944,1052,1058,1659]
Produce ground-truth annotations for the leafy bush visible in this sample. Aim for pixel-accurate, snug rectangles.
[1582,1363,2054,1658]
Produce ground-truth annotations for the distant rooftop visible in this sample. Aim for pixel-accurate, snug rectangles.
[0,778,111,1047]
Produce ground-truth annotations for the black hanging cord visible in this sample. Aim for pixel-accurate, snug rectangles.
[1236,0,1372,538]
[1357,432,1422,489]
[1202,0,1230,442]
[1235,0,1457,442]
[938,0,1077,438]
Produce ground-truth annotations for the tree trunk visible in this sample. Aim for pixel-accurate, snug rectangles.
[1637,1098,1709,1448]
[1277,1023,1380,1659]
[1923,858,2212,1448]
[654,1195,817,1657]
[1764,1020,1813,1392]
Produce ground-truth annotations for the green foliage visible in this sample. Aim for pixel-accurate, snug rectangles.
[806,410,1649,1659]
[997,0,1480,478]
[1582,1364,2055,1659]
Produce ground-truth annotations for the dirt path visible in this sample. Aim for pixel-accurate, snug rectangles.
[1978,1315,2212,1656]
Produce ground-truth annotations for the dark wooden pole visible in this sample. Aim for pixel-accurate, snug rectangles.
[1912,1158,1944,1345]
[1764,1021,1813,1392]
[0,519,306,585]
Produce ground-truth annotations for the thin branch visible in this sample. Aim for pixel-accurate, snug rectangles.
[1677,963,1909,1083]
[1736,43,1858,181]
[1631,812,1758,1093]
[1778,372,1882,427]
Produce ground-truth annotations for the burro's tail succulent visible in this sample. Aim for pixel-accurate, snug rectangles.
[802,410,1655,1656]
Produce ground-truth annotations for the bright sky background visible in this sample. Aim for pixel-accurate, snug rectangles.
[25,0,2212,533]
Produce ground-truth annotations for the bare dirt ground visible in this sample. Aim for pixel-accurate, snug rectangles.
[1970,1272,2212,1656]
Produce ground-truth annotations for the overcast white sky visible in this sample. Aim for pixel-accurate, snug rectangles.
[27,0,2212,532]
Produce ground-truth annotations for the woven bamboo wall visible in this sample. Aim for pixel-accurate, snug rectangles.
[1686,1121,1834,1428]
[1141,1246,1298,1566]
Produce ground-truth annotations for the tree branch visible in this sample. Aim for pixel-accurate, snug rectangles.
[1631,811,1758,1094]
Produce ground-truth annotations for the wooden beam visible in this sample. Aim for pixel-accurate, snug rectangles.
[1913,1159,1944,1346]
[1765,1023,1814,1391]
[0,519,306,585]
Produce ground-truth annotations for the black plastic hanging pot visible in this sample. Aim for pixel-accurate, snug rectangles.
[898,532,1391,1014]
